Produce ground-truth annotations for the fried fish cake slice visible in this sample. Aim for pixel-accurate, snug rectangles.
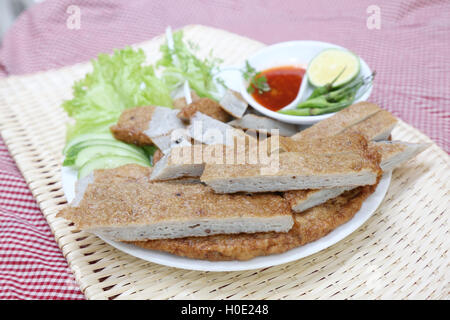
[177,98,231,123]
[343,110,398,141]
[110,106,156,146]
[58,164,293,241]
[284,140,429,213]
[201,143,381,193]
[131,184,375,261]
[276,132,370,155]
[110,106,185,149]
[111,98,232,147]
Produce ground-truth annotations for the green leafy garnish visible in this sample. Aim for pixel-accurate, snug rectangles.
[62,47,173,142]
[157,30,223,100]
[243,61,271,95]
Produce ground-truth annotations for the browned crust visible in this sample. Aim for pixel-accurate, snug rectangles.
[131,184,376,260]
[152,149,164,165]
[283,188,318,207]
[279,132,369,154]
[368,141,405,163]
[110,106,155,146]
[343,110,398,140]
[172,91,201,110]
[177,98,231,123]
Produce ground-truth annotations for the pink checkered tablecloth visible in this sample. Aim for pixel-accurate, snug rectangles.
[0,0,449,299]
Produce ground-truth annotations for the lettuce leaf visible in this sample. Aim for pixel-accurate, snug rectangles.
[157,30,223,100]
[62,47,173,142]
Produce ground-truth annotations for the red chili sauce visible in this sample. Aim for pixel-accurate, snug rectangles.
[251,66,305,111]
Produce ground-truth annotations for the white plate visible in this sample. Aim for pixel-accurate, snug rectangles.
[238,41,373,125]
[62,166,390,272]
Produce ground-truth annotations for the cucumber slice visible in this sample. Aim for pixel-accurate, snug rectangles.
[64,139,146,166]
[63,133,114,154]
[78,155,150,179]
[74,145,150,169]
[307,49,360,88]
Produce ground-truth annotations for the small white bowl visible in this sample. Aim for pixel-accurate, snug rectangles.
[239,41,373,125]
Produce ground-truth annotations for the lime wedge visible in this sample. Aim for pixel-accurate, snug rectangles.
[307,49,360,87]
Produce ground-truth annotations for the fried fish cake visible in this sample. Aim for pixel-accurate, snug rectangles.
[131,184,375,261]
[110,106,156,146]
[177,98,231,123]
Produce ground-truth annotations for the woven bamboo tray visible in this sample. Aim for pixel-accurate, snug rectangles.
[0,25,448,300]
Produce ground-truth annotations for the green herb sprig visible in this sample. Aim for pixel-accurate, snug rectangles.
[243,61,271,95]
